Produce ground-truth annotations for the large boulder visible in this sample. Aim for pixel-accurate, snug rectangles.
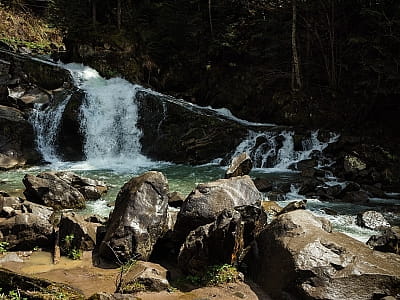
[356,210,391,231]
[250,210,400,299]
[0,213,53,250]
[367,226,400,255]
[0,105,40,169]
[174,175,262,242]
[178,206,267,275]
[225,152,253,178]
[59,212,99,253]
[23,173,86,209]
[99,171,169,263]
[136,92,248,164]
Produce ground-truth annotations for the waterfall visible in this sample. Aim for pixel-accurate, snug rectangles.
[64,63,153,170]
[231,130,339,170]
[29,96,71,163]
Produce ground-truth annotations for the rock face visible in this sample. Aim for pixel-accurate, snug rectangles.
[99,171,169,263]
[0,105,40,169]
[136,92,248,164]
[178,206,267,275]
[22,171,107,209]
[0,213,53,250]
[367,226,400,255]
[356,210,391,231]
[250,210,400,299]
[225,152,253,178]
[174,175,262,242]
[59,212,99,253]
[23,173,86,209]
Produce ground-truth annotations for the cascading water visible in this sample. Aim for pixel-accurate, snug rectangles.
[231,130,339,170]
[29,96,71,163]
[63,63,156,170]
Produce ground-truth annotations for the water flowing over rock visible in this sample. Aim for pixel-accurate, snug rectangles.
[99,171,169,263]
[356,210,391,231]
[178,206,267,275]
[174,175,262,243]
[250,210,400,299]
[225,152,252,178]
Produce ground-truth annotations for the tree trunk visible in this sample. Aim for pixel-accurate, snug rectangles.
[117,0,122,31]
[291,0,302,91]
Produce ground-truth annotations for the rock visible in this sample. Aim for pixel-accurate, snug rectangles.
[341,190,369,203]
[315,184,342,201]
[117,261,170,293]
[294,158,317,172]
[59,212,99,253]
[23,173,86,209]
[0,253,24,263]
[168,191,185,208]
[341,181,361,194]
[298,178,320,195]
[0,213,53,250]
[174,175,261,243]
[253,178,273,192]
[88,293,133,300]
[51,171,108,200]
[0,196,23,211]
[21,200,54,220]
[276,200,307,216]
[84,214,107,224]
[344,155,367,173]
[136,92,248,164]
[250,210,400,299]
[178,206,266,275]
[1,206,16,217]
[225,152,253,178]
[0,105,40,169]
[356,211,390,231]
[0,267,84,299]
[261,201,282,215]
[99,171,169,263]
[367,227,400,255]
[321,207,338,216]
[362,184,387,198]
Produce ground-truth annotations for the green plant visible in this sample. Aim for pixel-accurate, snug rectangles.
[63,234,74,245]
[204,264,240,286]
[67,248,82,260]
[0,289,28,300]
[0,241,9,254]
[115,258,138,293]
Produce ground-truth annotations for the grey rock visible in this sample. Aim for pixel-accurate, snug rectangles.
[356,210,390,231]
[99,171,169,263]
[225,152,253,178]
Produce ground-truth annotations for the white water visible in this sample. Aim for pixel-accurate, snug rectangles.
[29,96,71,163]
[231,130,339,171]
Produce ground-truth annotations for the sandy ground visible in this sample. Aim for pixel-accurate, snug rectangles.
[0,251,271,299]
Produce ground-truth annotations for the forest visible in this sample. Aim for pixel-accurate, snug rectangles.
[3,0,400,141]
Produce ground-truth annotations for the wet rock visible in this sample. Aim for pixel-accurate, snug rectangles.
[298,178,320,195]
[294,159,317,172]
[356,211,390,231]
[136,92,248,164]
[84,214,107,224]
[362,184,387,198]
[341,190,369,203]
[178,206,266,275]
[0,105,40,169]
[266,191,285,202]
[250,210,400,299]
[168,191,185,208]
[253,178,273,192]
[321,207,338,216]
[174,175,261,243]
[52,171,108,200]
[225,152,253,178]
[0,213,53,250]
[99,171,169,263]
[23,173,86,210]
[276,200,307,216]
[341,181,361,194]
[315,184,342,201]
[59,212,99,253]
[21,200,54,220]
[367,226,400,255]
